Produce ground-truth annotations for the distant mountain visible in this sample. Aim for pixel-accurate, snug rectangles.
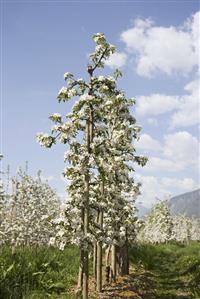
[136,204,150,218]
[169,189,200,219]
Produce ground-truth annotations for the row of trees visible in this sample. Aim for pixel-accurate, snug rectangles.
[137,201,200,244]
[0,166,60,247]
[37,33,147,298]
[0,161,199,297]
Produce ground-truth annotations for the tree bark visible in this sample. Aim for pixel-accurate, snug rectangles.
[77,208,84,292]
[93,213,99,285]
[105,245,111,284]
[119,229,129,276]
[119,244,129,276]
[97,208,103,292]
[111,244,117,282]
[77,249,84,290]
[93,241,97,282]
[82,118,90,299]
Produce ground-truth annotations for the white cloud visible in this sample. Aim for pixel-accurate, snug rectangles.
[145,156,184,172]
[136,174,171,207]
[105,52,127,68]
[161,177,199,191]
[136,174,199,208]
[137,131,199,173]
[163,131,200,167]
[136,133,162,152]
[136,94,180,116]
[136,77,199,128]
[147,118,158,126]
[171,78,200,128]
[120,11,199,77]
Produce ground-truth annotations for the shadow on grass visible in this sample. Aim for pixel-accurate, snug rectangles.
[100,243,200,299]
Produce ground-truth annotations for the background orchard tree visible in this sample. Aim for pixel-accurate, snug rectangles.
[0,167,60,247]
[0,155,6,243]
[37,33,147,298]
[172,214,200,243]
[137,201,200,244]
[137,201,173,244]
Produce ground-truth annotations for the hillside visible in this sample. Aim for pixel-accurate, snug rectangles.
[169,189,200,219]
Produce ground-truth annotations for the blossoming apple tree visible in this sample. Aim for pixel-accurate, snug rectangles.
[137,201,200,244]
[137,201,173,243]
[0,168,60,247]
[37,33,147,298]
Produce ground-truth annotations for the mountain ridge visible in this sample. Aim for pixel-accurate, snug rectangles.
[137,189,200,219]
[169,188,200,219]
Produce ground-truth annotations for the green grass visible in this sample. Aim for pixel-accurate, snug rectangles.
[130,242,200,299]
[1,242,200,299]
[0,245,79,299]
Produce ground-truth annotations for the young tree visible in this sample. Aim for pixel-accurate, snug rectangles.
[138,201,173,244]
[0,155,6,244]
[137,201,200,244]
[172,214,200,243]
[37,33,147,298]
[1,168,60,247]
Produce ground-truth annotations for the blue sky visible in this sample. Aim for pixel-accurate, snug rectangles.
[1,1,199,207]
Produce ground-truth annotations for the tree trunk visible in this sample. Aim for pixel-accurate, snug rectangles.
[119,229,129,276]
[93,212,99,285]
[77,249,84,290]
[119,244,129,275]
[93,241,97,282]
[83,173,89,299]
[82,118,90,299]
[82,65,95,298]
[105,245,111,284]
[82,249,88,299]
[111,244,117,282]
[77,208,84,293]
[125,228,129,275]
[97,208,103,292]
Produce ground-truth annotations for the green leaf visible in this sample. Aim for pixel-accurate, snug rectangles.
[114,69,122,79]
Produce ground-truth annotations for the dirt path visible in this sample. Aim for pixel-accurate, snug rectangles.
[95,249,198,299]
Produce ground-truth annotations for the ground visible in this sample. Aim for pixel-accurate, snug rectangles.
[90,243,200,299]
[0,243,199,299]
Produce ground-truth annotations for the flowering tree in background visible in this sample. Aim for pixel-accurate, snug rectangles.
[0,155,6,243]
[137,201,173,243]
[137,201,200,244]
[0,168,60,247]
[172,214,200,243]
[37,33,147,298]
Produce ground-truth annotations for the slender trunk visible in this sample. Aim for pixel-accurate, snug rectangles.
[82,69,94,297]
[82,118,90,299]
[77,208,84,292]
[77,249,84,290]
[93,241,97,282]
[93,210,99,284]
[119,229,129,276]
[83,187,89,298]
[111,244,116,282]
[119,244,129,276]
[97,208,103,292]
[105,245,111,284]
[83,174,89,298]
[126,229,129,275]
[82,249,88,299]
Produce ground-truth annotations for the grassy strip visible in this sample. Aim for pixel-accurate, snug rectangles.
[1,242,200,298]
[0,245,79,299]
[130,242,200,298]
